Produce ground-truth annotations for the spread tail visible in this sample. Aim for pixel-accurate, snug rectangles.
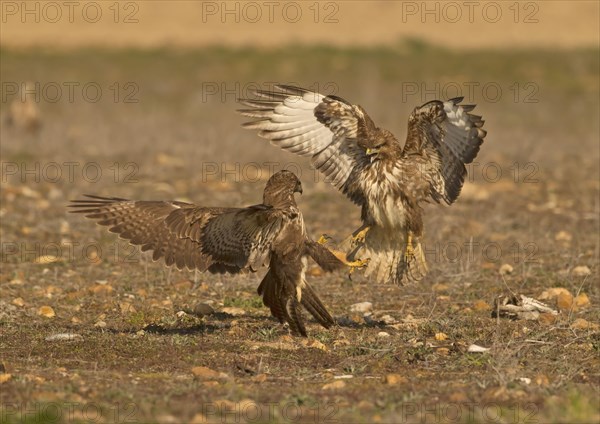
[257,269,334,337]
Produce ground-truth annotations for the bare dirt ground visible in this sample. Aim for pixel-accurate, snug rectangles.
[0,46,599,423]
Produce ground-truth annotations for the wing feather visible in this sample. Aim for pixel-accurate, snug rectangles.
[239,85,370,205]
[69,196,285,273]
[402,98,487,204]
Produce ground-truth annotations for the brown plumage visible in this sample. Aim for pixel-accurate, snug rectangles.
[239,85,487,284]
[69,170,345,336]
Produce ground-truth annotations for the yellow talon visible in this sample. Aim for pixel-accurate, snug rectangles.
[352,226,370,245]
[318,233,370,273]
[317,234,332,245]
[348,257,370,270]
[329,249,369,269]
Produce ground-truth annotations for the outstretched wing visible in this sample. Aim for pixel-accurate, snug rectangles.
[402,98,487,204]
[69,195,286,273]
[238,84,371,206]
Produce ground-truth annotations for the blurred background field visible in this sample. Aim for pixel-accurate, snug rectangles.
[2,1,598,49]
[1,1,599,423]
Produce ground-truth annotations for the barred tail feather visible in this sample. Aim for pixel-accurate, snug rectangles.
[257,269,287,325]
[300,281,335,329]
[285,298,307,337]
[257,269,333,337]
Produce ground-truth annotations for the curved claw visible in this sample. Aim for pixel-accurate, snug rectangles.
[317,234,333,245]
[351,226,370,246]
[347,257,370,281]
[347,257,370,270]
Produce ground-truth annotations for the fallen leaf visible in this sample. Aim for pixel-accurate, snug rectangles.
[437,347,450,356]
[357,401,375,411]
[174,280,193,290]
[34,255,61,264]
[89,284,114,295]
[482,385,509,402]
[535,374,550,386]
[449,392,468,402]
[191,366,228,381]
[385,374,407,385]
[539,287,571,300]
[222,307,245,316]
[333,338,350,348]
[432,283,449,292]
[303,339,328,351]
[322,380,346,391]
[435,332,448,341]
[538,313,558,325]
[574,293,590,308]
[252,374,267,383]
[12,298,24,307]
[572,266,591,277]
[554,231,572,243]
[0,374,12,384]
[570,318,599,330]
[557,292,574,311]
[38,306,55,318]
[119,301,136,314]
[499,264,513,276]
[473,300,491,311]
[190,413,208,424]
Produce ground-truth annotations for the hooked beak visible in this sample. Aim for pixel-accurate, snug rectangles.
[365,147,380,157]
[295,182,303,195]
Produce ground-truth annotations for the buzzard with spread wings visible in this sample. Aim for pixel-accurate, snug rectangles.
[239,85,487,284]
[70,170,353,336]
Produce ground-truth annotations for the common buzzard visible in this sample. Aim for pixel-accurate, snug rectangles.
[239,85,487,284]
[70,170,357,336]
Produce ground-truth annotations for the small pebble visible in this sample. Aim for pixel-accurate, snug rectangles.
[45,333,84,342]
[467,344,490,353]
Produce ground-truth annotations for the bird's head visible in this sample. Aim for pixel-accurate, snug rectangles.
[263,170,303,207]
[359,129,398,162]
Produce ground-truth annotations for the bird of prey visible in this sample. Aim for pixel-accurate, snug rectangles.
[69,170,361,336]
[238,85,487,284]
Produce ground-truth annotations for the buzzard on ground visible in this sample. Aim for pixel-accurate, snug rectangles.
[70,170,358,336]
[239,85,487,284]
